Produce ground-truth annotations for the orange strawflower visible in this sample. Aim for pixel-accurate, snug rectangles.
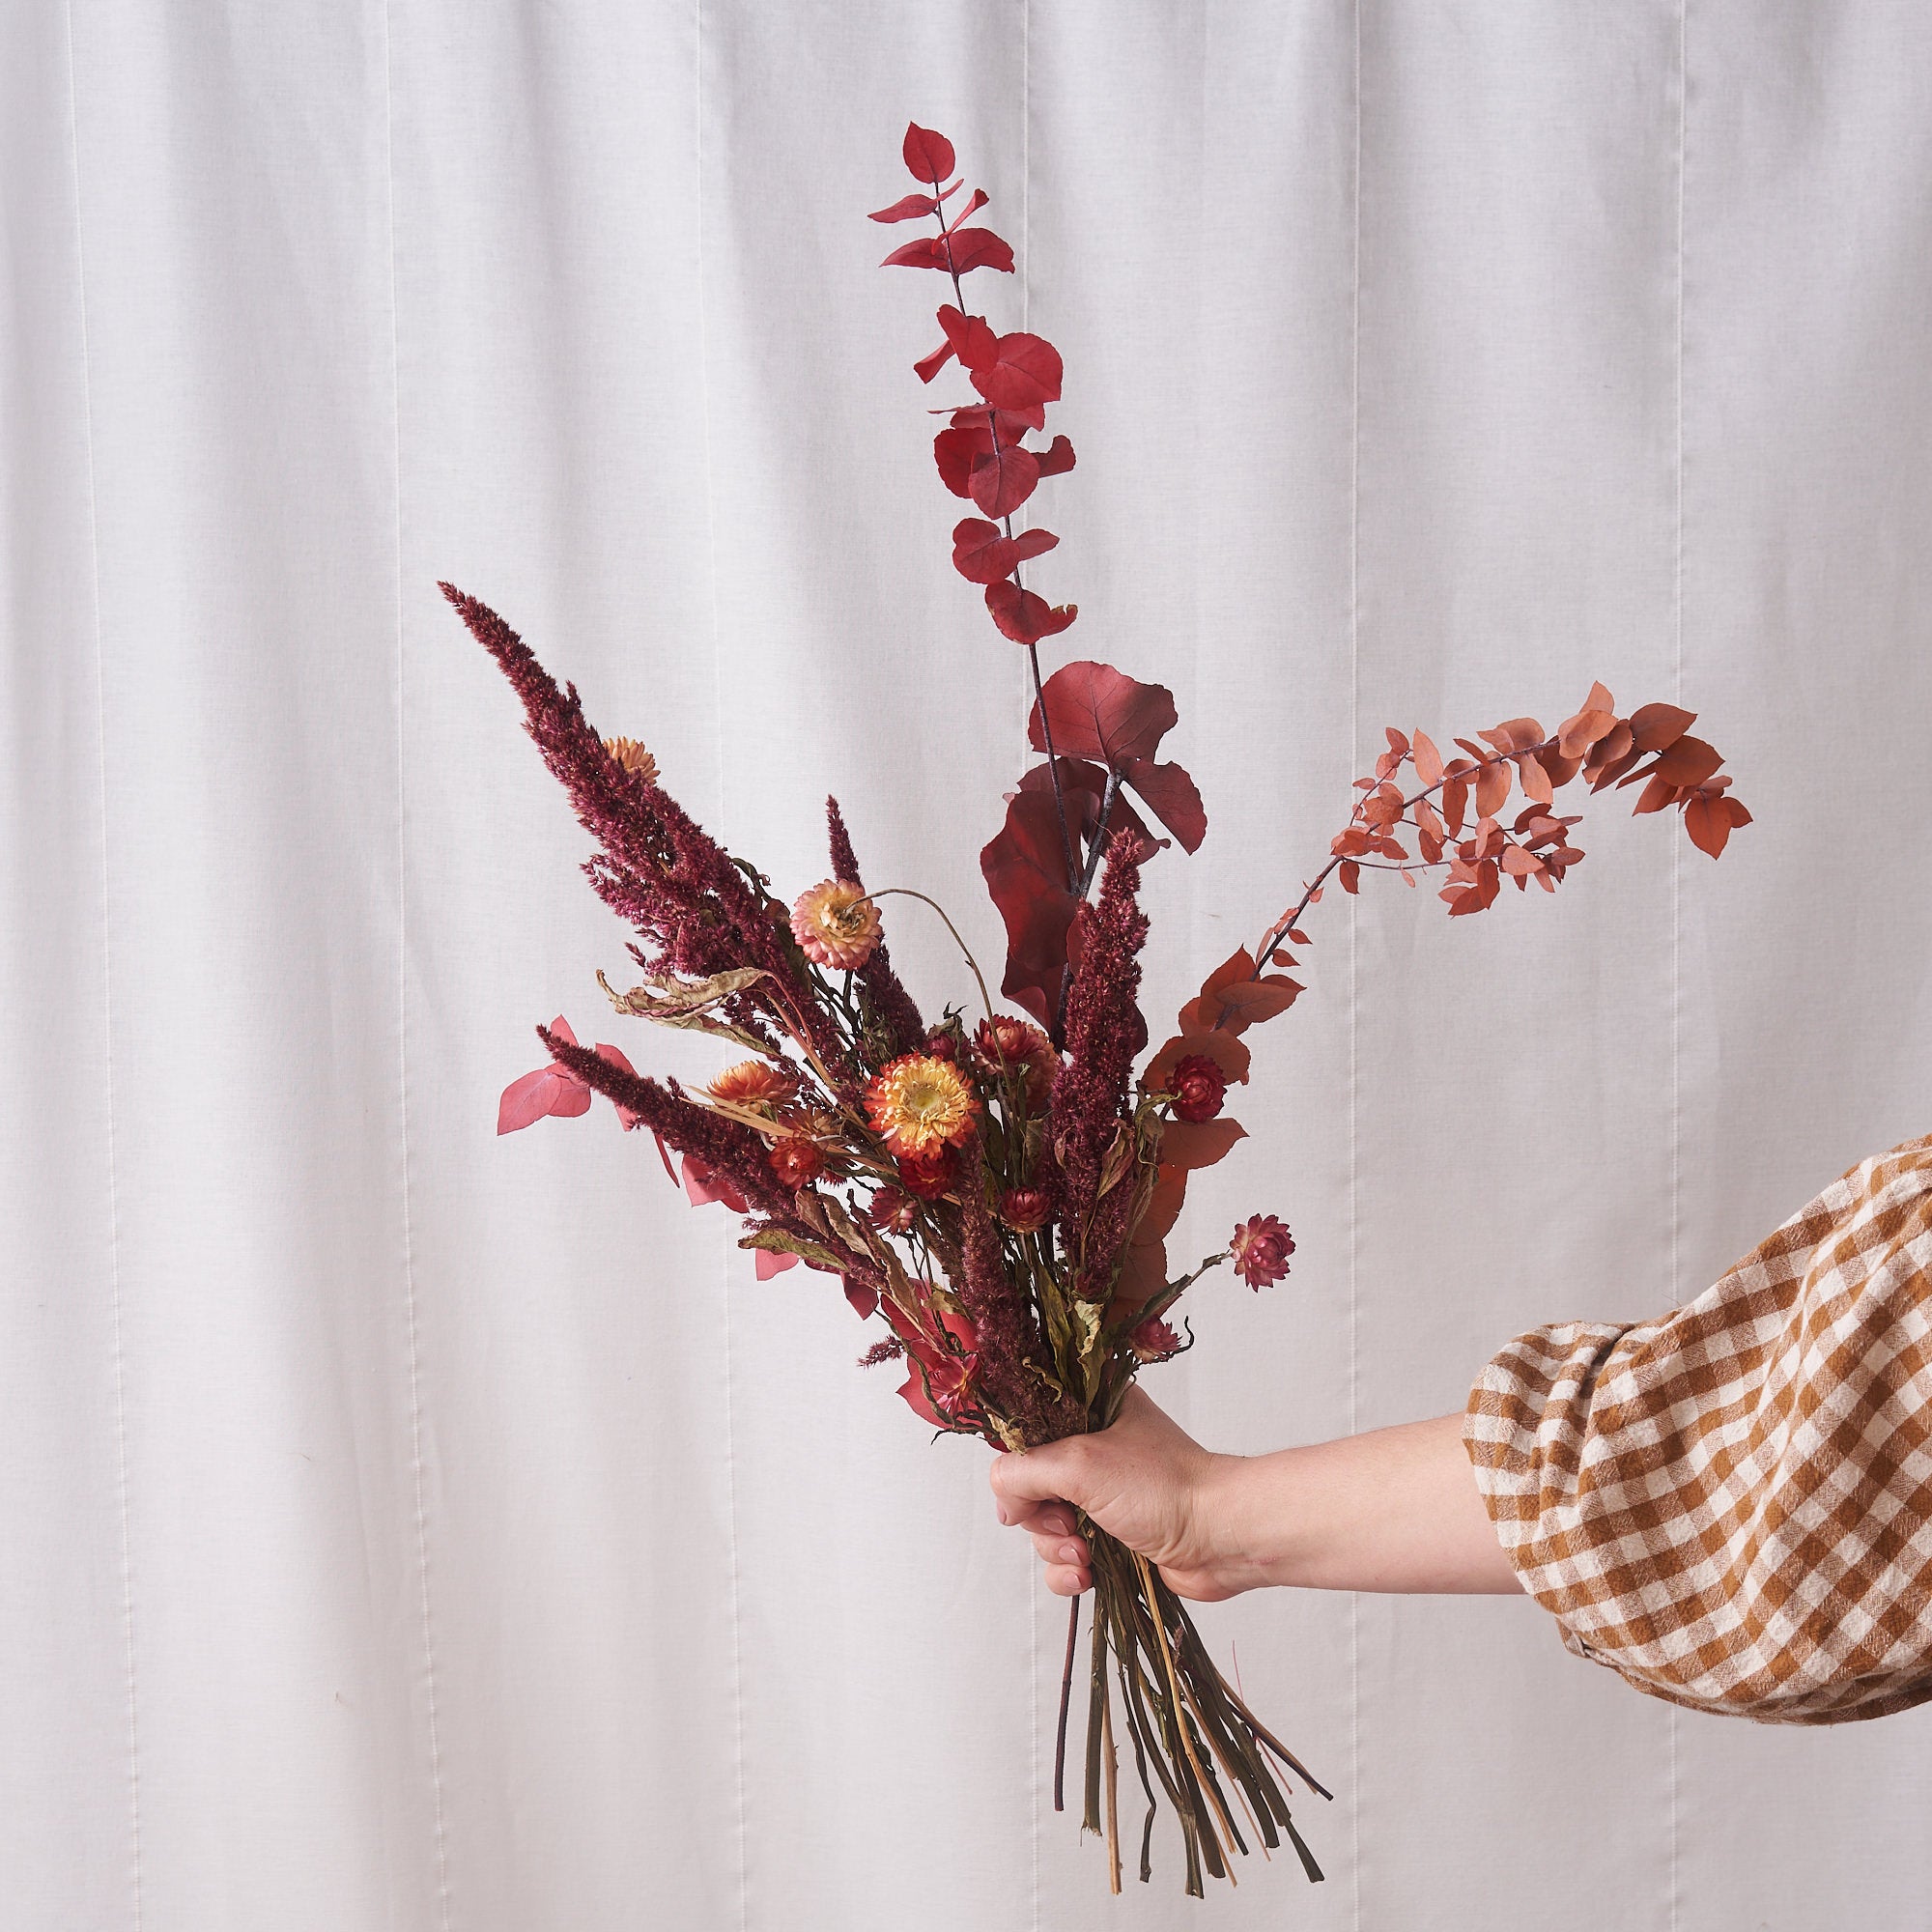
[603,735,659,783]
[704,1059,800,1112]
[864,1052,981,1157]
[790,878,882,970]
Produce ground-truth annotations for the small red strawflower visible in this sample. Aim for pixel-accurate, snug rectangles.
[1168,1054,1227,1123]
[867,1184,920,1233]
[1230,1214,1294,1289]
[1127,1313,1183,1362]
[896,1144,958,1200]
[999,1185,1053,1233]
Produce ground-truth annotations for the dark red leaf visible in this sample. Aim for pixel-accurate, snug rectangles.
[1123,758,1206,853]
[950,518,1059,584]
[870,193,940,222]
[967,441,1040,518]
[1029,661,1178,769]
[944,228,1016,274]
[969,332,1064,410]
[903,123,956,183]
[880,236,948,270]
[943,187,990,230]
[1338,860,1361,894]
[938,305,999,370]
[1033,435,1076,476]
[913,340,954,384]
[981,790,1080,1027]
[1159,1119,1248,1170]
[985,579,1076,643]
[932,427,980,497]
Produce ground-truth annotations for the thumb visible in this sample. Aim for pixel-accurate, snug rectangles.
[987,1432,1101,1521]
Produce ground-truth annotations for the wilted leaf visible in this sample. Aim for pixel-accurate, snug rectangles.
[1218,976,1300,1027]
[742,1226,847,1273]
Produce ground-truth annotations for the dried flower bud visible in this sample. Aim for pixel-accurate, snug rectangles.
[1127,1314,1183,1362]
[866,1184,920,1233]
[603,735,659,783]
[769,1136,826,1189]
[923,1025,961,1062]
[998,1185,1053,1234]
[1230,1213,1294,1290]
[858,1337,905,1368]
[1168,1053,1228,1124]
[973,1014,1060,1108]
[790,878,882,970]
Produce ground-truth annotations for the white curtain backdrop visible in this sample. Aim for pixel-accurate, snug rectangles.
[11,3,1932,1926]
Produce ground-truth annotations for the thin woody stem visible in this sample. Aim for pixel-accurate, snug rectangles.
[1234,733,1565,1015]
[926,183,1080,894]
[1053,1593,1080,1811]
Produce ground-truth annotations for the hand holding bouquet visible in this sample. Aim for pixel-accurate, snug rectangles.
[452,121,1749,1896]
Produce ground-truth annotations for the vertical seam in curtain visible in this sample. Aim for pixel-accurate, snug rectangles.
[1019,2,1040,1923]
[380,6,455,1922]
[1668,3,1689,1926]
[63,4,142,1921]
[693,7,751,1926]
[1347,2,1363,1926]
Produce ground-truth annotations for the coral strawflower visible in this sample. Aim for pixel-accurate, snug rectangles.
[1168,1054,1228,1123]
[973,1015,1060,1107]
[1230,1213,1295,1289]
[865,1052,981,1156]
[705,1059,800,1111]
[1127,1313,1183,1362]
[790,878,882,970]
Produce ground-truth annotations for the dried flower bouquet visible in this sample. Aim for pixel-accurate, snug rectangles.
[451,122,1750,1898]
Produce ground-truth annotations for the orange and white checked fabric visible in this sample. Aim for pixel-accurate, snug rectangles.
[1463,1134,1932,1723]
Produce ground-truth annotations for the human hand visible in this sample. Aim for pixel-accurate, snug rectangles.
[986,1384,1252,1602]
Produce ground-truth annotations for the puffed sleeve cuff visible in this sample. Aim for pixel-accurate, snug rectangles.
[1463,1133,1932,1724]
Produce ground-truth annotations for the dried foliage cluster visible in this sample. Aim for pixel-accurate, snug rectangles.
[458,122,1748,1899]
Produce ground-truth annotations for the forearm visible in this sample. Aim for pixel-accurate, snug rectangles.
[1202,1413,1524,1595]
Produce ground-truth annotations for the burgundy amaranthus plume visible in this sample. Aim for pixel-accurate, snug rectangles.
[826,796,925,1055]
[441,582,850,1083]
[1048,832,1152,1283]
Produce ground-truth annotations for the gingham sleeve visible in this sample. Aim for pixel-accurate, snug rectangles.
[1463,1133,1932,1724]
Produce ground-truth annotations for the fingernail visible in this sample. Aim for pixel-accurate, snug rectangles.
[1060,1542,1085,1563]
[995,1503,1012,1525]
